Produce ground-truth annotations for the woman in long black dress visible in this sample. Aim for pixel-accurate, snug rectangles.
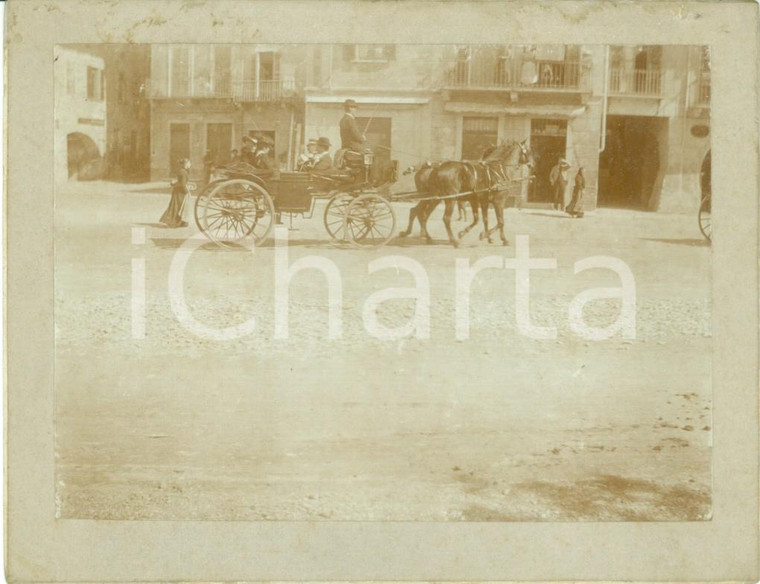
[565,167,585,218]
[160,158,191,228]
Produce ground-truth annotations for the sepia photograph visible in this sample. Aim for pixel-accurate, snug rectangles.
[53,41,714,522]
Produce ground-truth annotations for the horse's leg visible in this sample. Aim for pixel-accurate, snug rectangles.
[457,195,480,240]
[398,202,420,238]
[457,200,467,221]
[479,196,492,243]
[495,197,508,246]
[419,200,438,244]
[442,200,459,247]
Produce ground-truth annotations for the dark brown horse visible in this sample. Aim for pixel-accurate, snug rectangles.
[426,140,531,247]
[477,139,534,245]
[398,161,466,241]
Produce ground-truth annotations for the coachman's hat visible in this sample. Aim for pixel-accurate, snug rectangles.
[344,99,358,108]
[317,137,331,148]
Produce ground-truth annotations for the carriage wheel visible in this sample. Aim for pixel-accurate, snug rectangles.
[323,193,354,241]
[698,195,712,241]
[344,193,396,248]
[201,179,275,248]
[193,180,224,231]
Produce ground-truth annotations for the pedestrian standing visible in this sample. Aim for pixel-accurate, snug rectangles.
[565,167,586,218]
[160,158,191,228]
[549,157,571,211]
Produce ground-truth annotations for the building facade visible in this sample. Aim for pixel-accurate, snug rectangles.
[145,44,710,212]
[54,47,107,183]
[100,45,152,182]
[147,44,308,180]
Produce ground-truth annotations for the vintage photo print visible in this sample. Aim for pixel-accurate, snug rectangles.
[6,1,759,582]
[54,41,713,522]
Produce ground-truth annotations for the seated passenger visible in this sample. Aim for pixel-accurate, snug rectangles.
[241,136,258,166]
[311,137,339,175]
[253,137,276,171]
[297,138,318,171]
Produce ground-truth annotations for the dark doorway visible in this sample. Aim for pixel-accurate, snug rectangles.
[528,119,567,203]
[169,123,191,175]
[355,117,391,162]
[207,123,233,165]
[598,115,664,209]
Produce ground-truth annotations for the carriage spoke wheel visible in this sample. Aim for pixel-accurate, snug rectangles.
[323,193,354,241]
[201,179,275,248]
[343,193,396,248]
[194,179,224,231]
[698,195,712,241]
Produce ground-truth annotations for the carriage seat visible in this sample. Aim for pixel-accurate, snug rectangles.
[334,148,369,170]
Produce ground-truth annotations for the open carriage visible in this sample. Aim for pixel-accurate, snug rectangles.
[194,151,400,248]
[193,140,534,249]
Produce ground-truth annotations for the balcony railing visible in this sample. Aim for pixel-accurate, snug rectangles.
[608,68,663,97]
[442,59,584,91]
[147,77,297,101]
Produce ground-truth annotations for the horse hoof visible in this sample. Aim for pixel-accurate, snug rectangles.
[502,240,509,247]
[478,232,486,241]
[488,238,494,244]
[398,231,407,238]
[425,238,434,245]
[457,231,466,239]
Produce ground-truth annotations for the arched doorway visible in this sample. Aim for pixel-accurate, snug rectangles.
[67,132,102,180]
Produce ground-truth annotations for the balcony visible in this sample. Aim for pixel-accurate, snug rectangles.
[146,76,298,102]
[608,69,663,97]
[442,59,585,91]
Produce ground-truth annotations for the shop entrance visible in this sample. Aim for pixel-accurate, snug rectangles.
[598,115,665,209]
[528,119,567,203]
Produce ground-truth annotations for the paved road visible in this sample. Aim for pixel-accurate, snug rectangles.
[55,181,712,521]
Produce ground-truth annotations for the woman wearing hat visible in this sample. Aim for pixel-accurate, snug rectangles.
[339,99,366,151]
[160,158,192,228]
[297,138,319,171]
[241,136,258,166]
[253,137,276,171]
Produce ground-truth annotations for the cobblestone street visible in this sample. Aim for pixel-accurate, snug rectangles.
[55,181,712,521]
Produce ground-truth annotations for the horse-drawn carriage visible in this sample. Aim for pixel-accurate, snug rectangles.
[193,140,533,249]
[194,150,400,248]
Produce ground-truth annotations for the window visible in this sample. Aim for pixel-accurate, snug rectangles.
[461,117,498,160]
[214,46,231,93]
[343,44,395,63]
[86,66,104,101]
[170,46,190,96]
